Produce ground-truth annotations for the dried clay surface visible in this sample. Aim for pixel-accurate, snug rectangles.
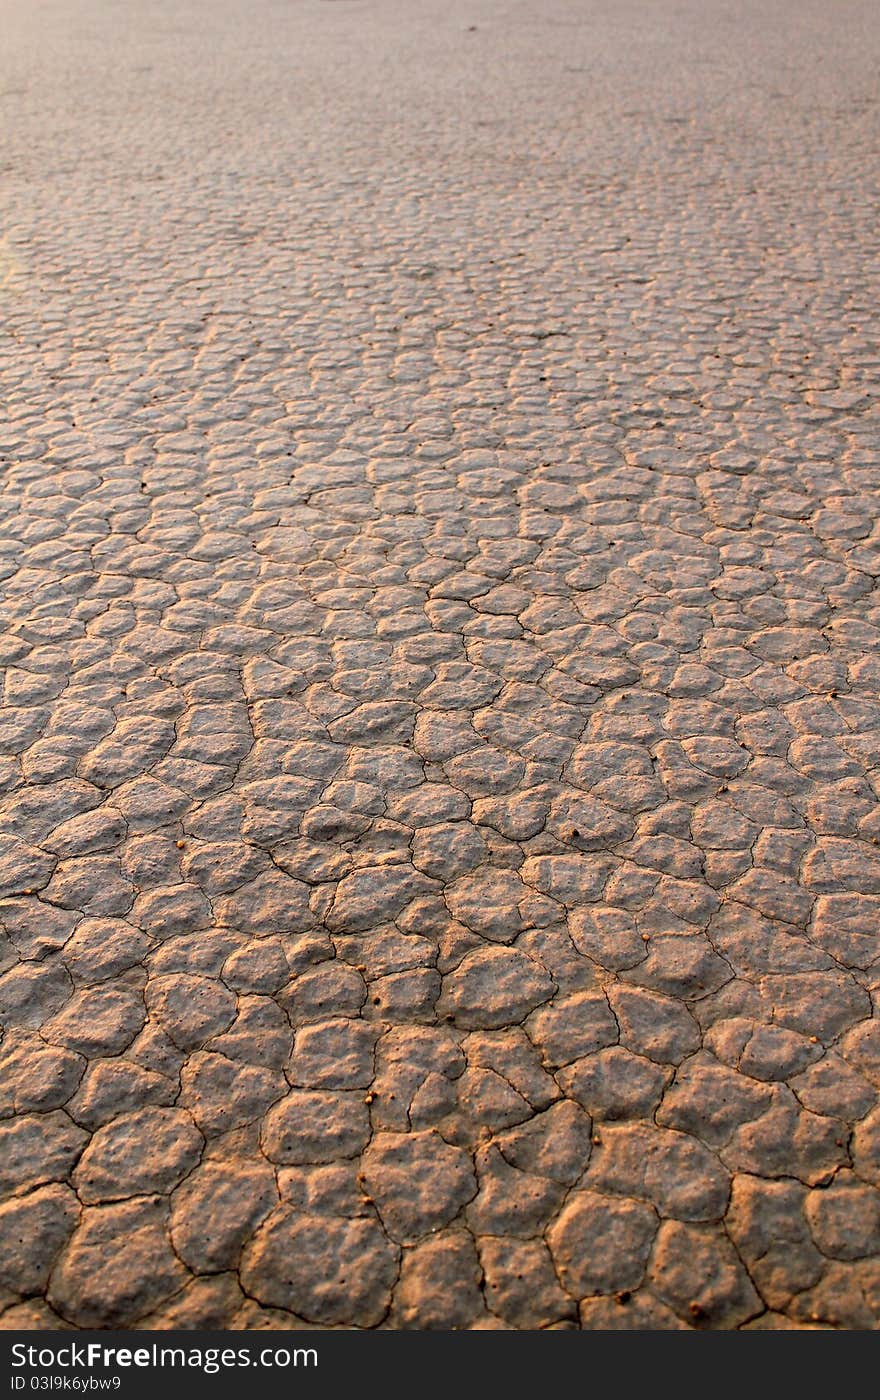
[1,0,879,1333]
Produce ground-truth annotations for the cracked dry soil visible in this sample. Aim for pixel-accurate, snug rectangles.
[1,0,880,1333]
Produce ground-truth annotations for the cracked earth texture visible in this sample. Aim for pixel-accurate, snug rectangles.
[0,0,879,1334]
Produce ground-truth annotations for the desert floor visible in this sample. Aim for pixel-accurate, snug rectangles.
[1,0,879,1331]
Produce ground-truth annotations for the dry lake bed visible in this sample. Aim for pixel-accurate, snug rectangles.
[1,0,879,1331]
